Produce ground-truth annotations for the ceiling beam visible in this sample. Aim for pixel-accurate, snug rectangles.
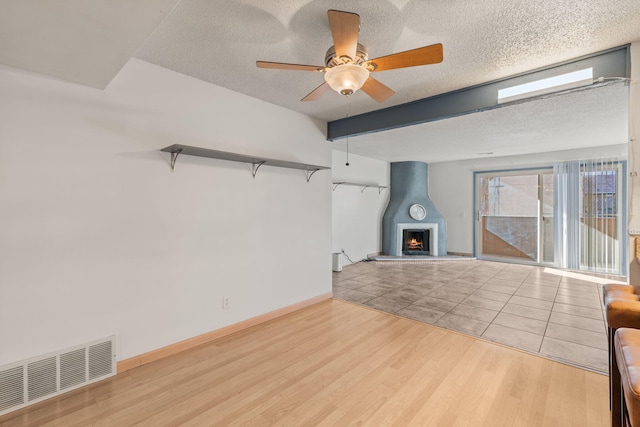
[327,46,630,141]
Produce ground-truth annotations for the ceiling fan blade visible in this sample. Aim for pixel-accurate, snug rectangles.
[366,43,443,72]
[328,10,360,61]
[301,82,331,102]
[256,61,325,72]
[360,77,395,103]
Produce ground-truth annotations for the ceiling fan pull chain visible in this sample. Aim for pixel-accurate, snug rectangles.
[346,95,350,166]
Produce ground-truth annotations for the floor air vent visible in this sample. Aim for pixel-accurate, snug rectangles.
[0,336,116,416]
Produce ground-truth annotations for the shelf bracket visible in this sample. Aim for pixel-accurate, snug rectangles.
[332,182,343,191]
[306,169,320,183]
[361,185,370,193]
[169,149,183,172]
[251,161,266,179]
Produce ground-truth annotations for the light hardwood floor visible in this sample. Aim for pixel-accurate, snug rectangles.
[0,299,608,426]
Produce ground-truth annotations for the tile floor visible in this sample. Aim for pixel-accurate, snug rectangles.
[332,258,626,373]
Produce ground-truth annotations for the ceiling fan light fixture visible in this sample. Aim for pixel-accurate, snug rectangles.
[256,10,442,103]
[324,64,369,96]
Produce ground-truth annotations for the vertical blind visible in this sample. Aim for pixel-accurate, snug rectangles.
[553,159,623,274]
[553,161,581,270]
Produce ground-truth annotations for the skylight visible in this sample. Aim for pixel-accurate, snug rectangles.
[497,68,594,104]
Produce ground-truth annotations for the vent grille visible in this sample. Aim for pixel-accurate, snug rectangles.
[0,336,115,416]
[27,357,57,401]
[0,366,24,412]
[60,348,86,390]
[89,341,112,380]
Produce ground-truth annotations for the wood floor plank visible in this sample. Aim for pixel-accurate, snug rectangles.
[0,299,608,426]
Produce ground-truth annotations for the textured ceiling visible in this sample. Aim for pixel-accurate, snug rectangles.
[1,0,638,162]
[135,0,640,121]
[332,82,629,163]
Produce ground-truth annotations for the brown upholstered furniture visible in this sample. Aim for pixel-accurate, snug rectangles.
[615,328,640,426]
[604,284,640,427]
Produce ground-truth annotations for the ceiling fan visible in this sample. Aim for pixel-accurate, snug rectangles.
[256,9,443,103]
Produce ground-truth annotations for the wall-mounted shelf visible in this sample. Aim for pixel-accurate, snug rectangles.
[161,144,330,182]
[332,181,388,194]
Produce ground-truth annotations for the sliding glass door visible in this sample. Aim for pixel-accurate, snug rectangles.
[475,162,625,274]
[476,169,552,264]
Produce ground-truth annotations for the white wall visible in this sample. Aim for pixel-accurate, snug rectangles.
[332,151,389,263]
[430,144,628,254]
[0,59,332,365]
[628,41,640,282]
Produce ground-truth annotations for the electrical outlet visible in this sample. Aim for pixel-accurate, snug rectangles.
[631,229,640,236]
[222,296,230,309]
